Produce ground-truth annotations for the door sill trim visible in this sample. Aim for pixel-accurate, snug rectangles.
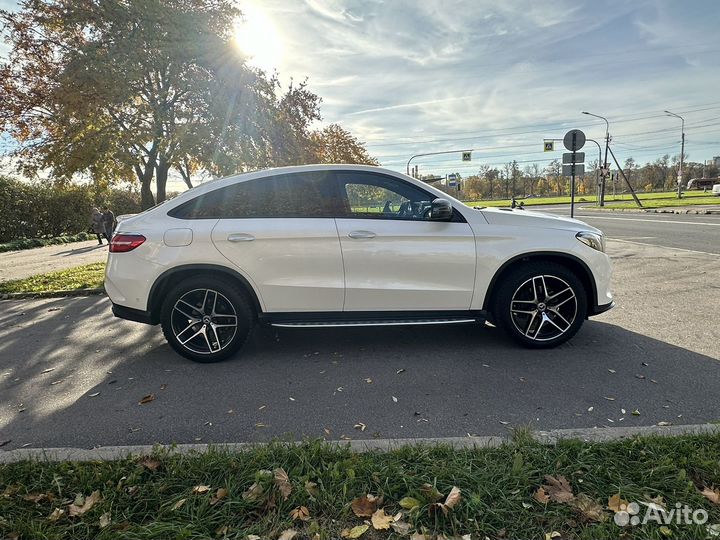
[271,318,479,328]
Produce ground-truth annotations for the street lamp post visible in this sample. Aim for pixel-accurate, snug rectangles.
[582,111,610,206]
[665,110,685,199]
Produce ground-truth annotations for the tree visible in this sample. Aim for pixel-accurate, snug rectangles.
[545,159,562,195]
[0,0,325,208]
[310,124,378,165]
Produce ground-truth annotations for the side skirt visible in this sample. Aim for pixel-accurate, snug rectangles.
[259,310,487,328]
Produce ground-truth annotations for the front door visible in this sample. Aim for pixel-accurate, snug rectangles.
[333,171,476,312]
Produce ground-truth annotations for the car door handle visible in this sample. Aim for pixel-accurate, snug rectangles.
[227,233,256,242]
[348,230,376,239]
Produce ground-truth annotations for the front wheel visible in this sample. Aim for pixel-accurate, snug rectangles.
[160,276,255,363]
[492,262,587,348]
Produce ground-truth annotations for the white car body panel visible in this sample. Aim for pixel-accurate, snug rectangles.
[105,164,613,320]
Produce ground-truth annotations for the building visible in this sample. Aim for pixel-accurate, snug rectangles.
[705,156,720,168]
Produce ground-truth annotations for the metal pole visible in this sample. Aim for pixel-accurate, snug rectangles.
[406,148,473,176]
[607,145,643,208]
[582,112,610,206]
[665,110,685,199]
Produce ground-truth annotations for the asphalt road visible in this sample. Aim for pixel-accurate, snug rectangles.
[0,238,718,450]
[527,205,720,255]
[0,240,108,283]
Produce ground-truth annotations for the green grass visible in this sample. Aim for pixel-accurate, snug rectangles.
[467,190,717,208]
[601,196,720,209]
[2,433,720,539]
[0,232,92,254]
[0,262,105,294]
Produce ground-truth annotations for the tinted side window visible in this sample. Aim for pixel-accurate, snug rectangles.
[336,171,436,220]
[168,172,342,219]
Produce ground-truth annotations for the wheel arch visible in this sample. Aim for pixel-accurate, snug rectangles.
[483,252,597,317]
[147,264,263,324]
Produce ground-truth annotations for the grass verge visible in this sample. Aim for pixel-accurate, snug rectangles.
[601,196,720,209]
[0,262,105,295]
[0,233,92,254]
[467,190,716,208]
[2,433,720,539]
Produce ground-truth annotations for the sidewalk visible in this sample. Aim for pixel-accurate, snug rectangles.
[0,240,108,283]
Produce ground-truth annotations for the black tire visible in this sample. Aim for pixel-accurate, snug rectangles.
[160,276,255,363]
[492,262,587,349]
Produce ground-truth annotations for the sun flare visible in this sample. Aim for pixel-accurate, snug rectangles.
[233,3,283,73]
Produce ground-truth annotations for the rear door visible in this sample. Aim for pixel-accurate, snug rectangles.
[201,171,345,312]
[333,171,476,311]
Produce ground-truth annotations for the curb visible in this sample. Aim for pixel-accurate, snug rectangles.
[646,208,720,215]
[579,206,648,213]
[1,423,717,464]
[0,288,105,301]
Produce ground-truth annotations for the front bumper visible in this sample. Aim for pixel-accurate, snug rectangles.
[588,300,615,317]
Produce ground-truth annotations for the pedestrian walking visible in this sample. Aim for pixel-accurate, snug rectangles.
[102,206,116,243]
[91,208,105,245]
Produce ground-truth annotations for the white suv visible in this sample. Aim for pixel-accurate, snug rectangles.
[105,164,613,363]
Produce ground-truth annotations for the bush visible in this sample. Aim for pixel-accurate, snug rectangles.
[0,176,141,243]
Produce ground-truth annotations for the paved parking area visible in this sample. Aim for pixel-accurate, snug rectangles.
[0,239,718,450]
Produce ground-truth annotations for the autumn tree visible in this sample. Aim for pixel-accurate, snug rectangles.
[310,124,378,165]
[0,0,326,208]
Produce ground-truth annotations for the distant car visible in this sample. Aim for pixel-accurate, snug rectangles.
[105,164,614,363]
[713,184,720,196]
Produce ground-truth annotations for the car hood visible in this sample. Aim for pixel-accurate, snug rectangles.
[478,207,601,234]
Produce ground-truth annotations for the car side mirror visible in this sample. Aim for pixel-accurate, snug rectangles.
[429,198,453,221]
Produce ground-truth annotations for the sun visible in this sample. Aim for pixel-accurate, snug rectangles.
[233,3,283,73]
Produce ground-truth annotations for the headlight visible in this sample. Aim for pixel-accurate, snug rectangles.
[576,231,605,252]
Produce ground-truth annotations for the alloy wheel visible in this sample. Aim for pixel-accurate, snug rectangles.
[509,274,578,342]
[171,288,238,355]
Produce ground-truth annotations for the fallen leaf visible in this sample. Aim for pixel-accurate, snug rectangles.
[290,505,310,521]
[354,422,367,431]
[608,369,616,373]
[572,493,606,522]
[659,525,672,537]
[392,396,398,403]
[351,494,380,517]
[657,421,673,426]
[99,511,111,528]
[432,486,461,516]
[88,392,100,397]
[305,481,320,498]
[603,396,615,401]
[399,497,421,510]
[371,508,394,530]
[210,487,228,505]
[541,476,574,503]
[391,519,412,536]
[192,485,210,494]
[247,536,261,540]
[534,487,550,504]
[420,483,444,503]
[138,394,155,405]
[278,529,298,540]
[632,409,641,416]
[242,482,264,501]
[138,456,161,471]
[410,534,430,540]
[341,524,369,538]
[48,507,65,521]
[171,498,187,510]
[702,487,720,505]
[274,468,292,500]
[396,369,405,374]
[216,525,229,537]
[68,490,101,517]
[608,494,630,513]
[544,532,563,540]
[23,493,49,503]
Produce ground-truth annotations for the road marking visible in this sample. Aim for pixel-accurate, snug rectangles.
[609,238,720,256]
[581,215,720,227]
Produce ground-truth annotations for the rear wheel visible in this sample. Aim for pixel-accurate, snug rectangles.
[492,262,587,348]
[160,276,254,362]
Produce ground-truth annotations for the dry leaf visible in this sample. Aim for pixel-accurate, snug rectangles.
[354,422,367,431]
[68,490,101,517]
[432,486,461,516]
[23,493,49,503]
[138,394,155,404]
[48,508,65,521]
[274,468,292,500]
[192,485,210,494]
[278,529,298,540]
[420,483,444,503]
[541,476,574,503]
[138,457,161,471]
[534,487,550,504]
[351,494,380,517]
[399,497,421,510]
[305,481,320,498]
[410,534,430,540]
[210,487,228,505]
[371,508,394,530]
[99,511,111,529]
[608,493,629,513]
[171,498,187,511]
[216,525,229,537]
[247,536,261,540]
[290,505,310,521]
[341,524,370,538]
[572,493,606,522]
[391,519,412,536]
[702,487,720,505]
[242,482,264,501]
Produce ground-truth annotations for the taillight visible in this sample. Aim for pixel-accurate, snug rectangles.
[110,234,146,253]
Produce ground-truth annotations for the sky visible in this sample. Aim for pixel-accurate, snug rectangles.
[1,0,720,189]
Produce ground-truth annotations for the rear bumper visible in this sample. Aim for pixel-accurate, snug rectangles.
[112,303,156,325]
[588,300,615,317]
